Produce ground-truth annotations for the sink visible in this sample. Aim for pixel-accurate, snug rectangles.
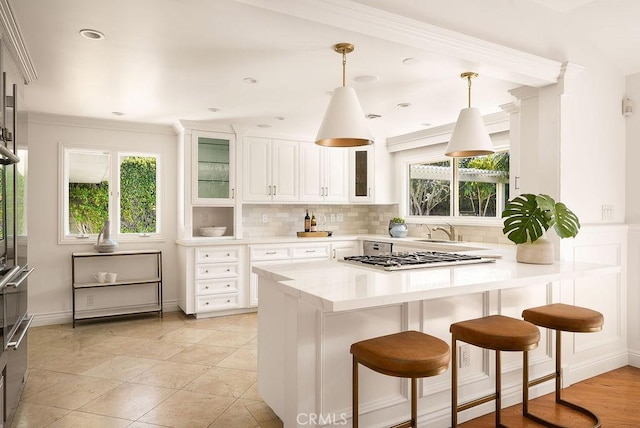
[415,239,464,244]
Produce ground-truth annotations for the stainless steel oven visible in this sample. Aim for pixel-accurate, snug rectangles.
[0,63,33,425]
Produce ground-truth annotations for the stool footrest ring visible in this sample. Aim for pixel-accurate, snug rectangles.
[524,398,601,428]
[389,421,413,428]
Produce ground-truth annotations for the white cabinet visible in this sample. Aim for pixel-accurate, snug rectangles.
[192,131,236,205]
[178,245,246,317]
[248,244,291,307]
[248,242,331,306]
[176,122,239,239]
[243,137,298,202]
[299,143,348,203]
[330,240,360,260]
[349,146,373,203]
[349,142,396,204]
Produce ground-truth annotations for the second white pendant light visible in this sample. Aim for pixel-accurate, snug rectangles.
[445,72,495,157]
[315,43,373,147]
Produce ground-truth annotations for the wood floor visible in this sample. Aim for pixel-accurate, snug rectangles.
[460,366,640,427]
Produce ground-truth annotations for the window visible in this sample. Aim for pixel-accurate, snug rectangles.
[408,151,509,220]
[61,147,161,242]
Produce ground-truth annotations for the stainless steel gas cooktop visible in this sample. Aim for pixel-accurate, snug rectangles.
[340,252,495,271]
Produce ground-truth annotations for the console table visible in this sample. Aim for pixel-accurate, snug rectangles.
[71,249,163,327]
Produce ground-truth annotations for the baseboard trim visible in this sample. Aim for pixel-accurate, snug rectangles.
[30,300,181,327]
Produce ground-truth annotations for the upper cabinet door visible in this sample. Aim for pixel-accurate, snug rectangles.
[271,139,298,202]
[323,148,348,202]
[299,143,323,202]
[192,131,236,204]
[349,146,373,203]
[243,137,272,202]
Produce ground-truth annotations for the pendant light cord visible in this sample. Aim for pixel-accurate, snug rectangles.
[467,75,472,108]
[342,50,346,87]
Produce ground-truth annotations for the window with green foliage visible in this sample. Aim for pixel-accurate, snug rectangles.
[408,151,509,219]
[62,147,161,241]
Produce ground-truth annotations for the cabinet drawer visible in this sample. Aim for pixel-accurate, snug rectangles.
[196,279,239,295]
[250,246,291,261]
[292,245,330,260]
[196,263,238,279]
[195,248,239,263]
[196,294,239,312]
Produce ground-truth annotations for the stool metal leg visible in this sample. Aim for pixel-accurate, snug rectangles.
[495,350,502,427]
[523,329,601,428]
[353,356,359,428]
[411,378,417,428]
[451,336,458,427]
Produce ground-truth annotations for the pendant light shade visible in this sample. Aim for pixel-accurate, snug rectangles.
[445,72,495,157]
[315,43,373,147]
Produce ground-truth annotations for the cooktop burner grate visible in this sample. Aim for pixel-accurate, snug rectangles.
[341,251,495,271]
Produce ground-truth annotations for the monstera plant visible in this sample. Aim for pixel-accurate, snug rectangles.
[502,194,580,263]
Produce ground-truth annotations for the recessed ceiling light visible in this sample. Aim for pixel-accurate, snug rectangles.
[274,116,285,121]
[243,77,258,84]
[257,124,271,128]
[402,57,418,65]
[111,111,125,116]
[79,29,105,40]
[365,113,382,119]
[208,107,221,112]
[354,75,379,83]
[397,103,411,108]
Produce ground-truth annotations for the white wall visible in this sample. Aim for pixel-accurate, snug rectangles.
[625,72,640,362]
[26,113,179,325]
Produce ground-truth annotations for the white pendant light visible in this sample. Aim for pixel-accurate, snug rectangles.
[315,43,373,147]
[445,72,495,157]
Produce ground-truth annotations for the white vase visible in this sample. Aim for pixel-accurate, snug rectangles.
[516,237,554,264]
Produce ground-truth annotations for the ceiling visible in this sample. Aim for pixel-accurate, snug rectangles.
[10,0,639,141]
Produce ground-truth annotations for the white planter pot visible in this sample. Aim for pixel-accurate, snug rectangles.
[516,238,554,264]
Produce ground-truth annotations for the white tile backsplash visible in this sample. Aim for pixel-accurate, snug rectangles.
[242,204,510,244]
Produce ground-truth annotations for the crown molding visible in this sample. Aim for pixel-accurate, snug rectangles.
[386,111,509,153]
[28,112,176,135]
[0,0,37,83]
[235,0,562,87]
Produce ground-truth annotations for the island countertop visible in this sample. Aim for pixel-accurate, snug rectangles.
[252,256,620,312]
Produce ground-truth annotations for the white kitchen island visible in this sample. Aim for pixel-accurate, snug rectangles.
[255,254,621,427]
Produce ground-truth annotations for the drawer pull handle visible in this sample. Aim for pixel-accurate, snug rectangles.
[305,250,316,253]
[226,268,231,272]
[205,286,209,289]
[204,270,209,274]
[205,301,210,305]
[227,300,231,303]
[226,284,230,287]
[266,251,277,255]
[226,253,230,257]
[205,254,209,257]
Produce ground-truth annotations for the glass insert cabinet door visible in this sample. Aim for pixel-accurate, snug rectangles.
[192,131,235,204]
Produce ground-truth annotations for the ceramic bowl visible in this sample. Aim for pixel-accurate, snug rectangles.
[199,226,226,237]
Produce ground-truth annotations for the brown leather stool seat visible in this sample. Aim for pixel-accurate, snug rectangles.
[350,330,450,428]
[522,303,604,428]
[450,315,540,427]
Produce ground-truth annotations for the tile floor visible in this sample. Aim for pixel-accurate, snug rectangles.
[12,311,283,428]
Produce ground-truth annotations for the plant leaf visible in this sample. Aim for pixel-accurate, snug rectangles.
[551,202,581,238]
[501,194,549,244]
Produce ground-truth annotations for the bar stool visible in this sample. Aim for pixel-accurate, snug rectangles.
[350,330,450,428]
[522,303,604,428]
[450,315,540,427]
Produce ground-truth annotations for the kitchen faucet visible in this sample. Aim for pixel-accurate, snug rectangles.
[420,224,432,239]
[433,223,455,241]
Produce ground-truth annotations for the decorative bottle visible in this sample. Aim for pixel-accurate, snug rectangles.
[304,210,311,232]
[310,213,317,232]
